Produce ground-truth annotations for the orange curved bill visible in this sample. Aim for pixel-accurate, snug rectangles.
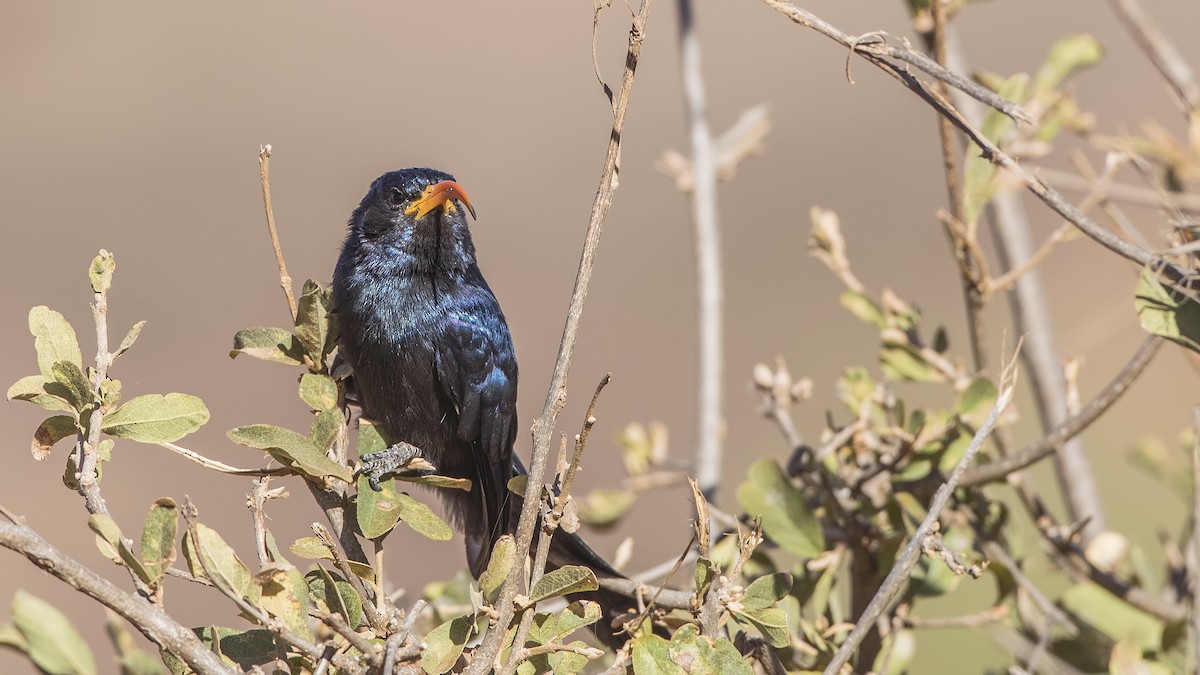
[404,180,477,220]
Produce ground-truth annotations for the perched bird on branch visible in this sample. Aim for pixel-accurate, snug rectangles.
[332,167,639,647]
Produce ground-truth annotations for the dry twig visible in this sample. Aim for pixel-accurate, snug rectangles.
[257,145,296,321]
[463,3,654,672]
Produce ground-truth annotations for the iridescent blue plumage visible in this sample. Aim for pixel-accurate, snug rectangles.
[333,169,636,647]
[333,168,517,574]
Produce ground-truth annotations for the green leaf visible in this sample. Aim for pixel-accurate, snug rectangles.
[11,590,97,675]
[185,523,260,606]
[7,375,74,412]
[528,600,601,644]
[256,565,312,640]
[356,418,389,456]
[880,342,941,383]
[955,376,998,423]
[731,605,790,648]
[89,250,115,294]
[306,569,363,629]
[419,614,474,675]
[228,424,351,482]
[294,280,337,363]
[140,498,178,585]
[836,367,876,415]
[577,487,637,527]
[528,565,599,604]
[230,326,305,365]
[1034,34,1103,98]
[841,290,886,328]
[310,409,341,453]
[160,627,275,672]
[741,572,793,610]
[355,476,404,539]
[478,535,516,603]
[29,306,83,381]
[299,373,338,411]
[290,537,334,560]
[737,459,825,557]
[631,633,684,675]
[694,556,718,599]
[662,624,754,675]
[396,472,472,491]
[1061,582,1161,651]
[51,360,93,412]
[632,625,753,675]
[102,394,210,443]
[99,378,122,411]
[32,415,78,460]
[962,74,1029,230]
[88,514,152,584]
[1135,265,1200,353]
[395,492,453,540]
[0,622,29,651]
[114,321,146,360]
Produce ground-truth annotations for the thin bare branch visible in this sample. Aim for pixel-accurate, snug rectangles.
[502,375,610,675]
[464,4,653,672]
[257,145,297,322]
[925,0,988,372]
[313,522,390,632]
[1039,166,1200,212]
[157,442,288,476]
[676,0,725,505]
[760,0,1033,125]
[78,259,114,516]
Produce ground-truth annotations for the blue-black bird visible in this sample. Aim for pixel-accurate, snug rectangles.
[332,168,637,646]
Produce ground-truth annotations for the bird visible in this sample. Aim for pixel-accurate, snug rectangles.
[332,167,639,647]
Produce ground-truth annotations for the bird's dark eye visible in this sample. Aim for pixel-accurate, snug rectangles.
[387,187,407,207]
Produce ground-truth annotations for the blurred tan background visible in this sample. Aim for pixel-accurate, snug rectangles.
[2,1,1198,672]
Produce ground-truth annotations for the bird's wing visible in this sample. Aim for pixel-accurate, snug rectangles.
[433,293,518,571]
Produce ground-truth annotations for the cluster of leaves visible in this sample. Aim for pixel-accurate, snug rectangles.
[7,252,209,482]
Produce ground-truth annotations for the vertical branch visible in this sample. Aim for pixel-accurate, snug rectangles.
[676,0,725,504]
[939,22,1108,542]
[78,263,114,517]
[258,145,297,322]
[926,0,988,373]
[463,4,653,672]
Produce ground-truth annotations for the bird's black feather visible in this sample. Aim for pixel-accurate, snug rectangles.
[332,168,638,646]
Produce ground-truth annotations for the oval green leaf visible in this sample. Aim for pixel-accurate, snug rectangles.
[102,394,209,443]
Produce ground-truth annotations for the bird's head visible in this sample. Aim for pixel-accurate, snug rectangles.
[347,167,479,273]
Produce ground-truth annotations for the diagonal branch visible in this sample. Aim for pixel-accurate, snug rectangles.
[763,0,1194,286]
[463,3,654,672]
[0,520,233,675]
[960,336,1162,487]
[760,0,1033,125]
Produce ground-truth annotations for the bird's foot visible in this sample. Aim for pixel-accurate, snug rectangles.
[355,441,425,491]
